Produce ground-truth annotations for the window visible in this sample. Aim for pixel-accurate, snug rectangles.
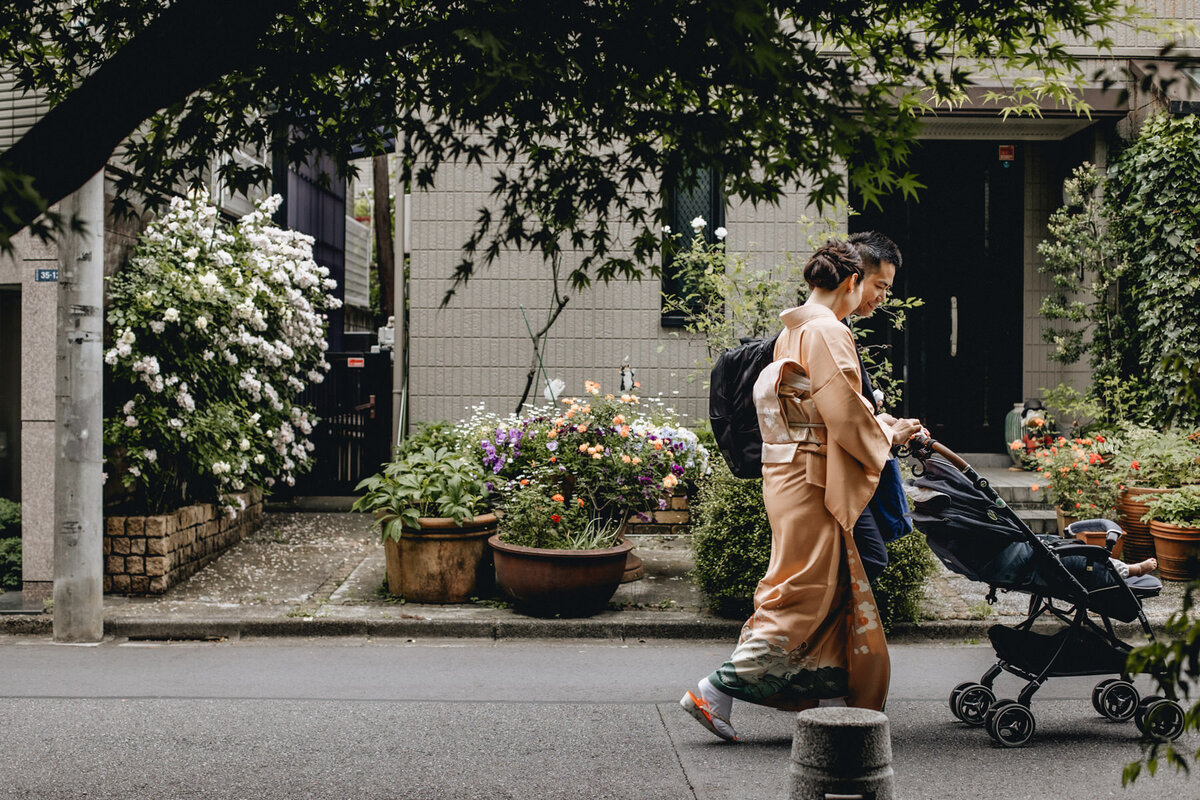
[661,168,725,327]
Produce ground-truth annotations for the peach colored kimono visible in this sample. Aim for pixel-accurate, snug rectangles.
[707,304,894,711]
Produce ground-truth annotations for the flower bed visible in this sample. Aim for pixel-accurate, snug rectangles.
[103,488,263,595]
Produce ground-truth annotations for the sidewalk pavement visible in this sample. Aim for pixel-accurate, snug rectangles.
[0,506,1188,642]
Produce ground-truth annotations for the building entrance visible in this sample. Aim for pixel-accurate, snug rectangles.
[0,288,19,499]
[852,140,1024,452]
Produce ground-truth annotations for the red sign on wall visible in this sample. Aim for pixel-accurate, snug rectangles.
[998,145,1015,162]
[347,357,365,368]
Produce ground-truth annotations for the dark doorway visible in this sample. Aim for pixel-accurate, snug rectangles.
[852,141,1024,452]
[0,288,19,500]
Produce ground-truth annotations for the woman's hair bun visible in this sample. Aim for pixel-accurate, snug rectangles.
[803,239,863,291]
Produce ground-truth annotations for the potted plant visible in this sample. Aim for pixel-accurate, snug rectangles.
[488,483,634,616]
[352,436,495,603]
[1028,434,1123,537]
[1112,426,1200,562]
[470,380,709,615]
[1143,485,1200,581]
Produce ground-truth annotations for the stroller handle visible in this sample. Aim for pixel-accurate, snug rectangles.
[896,433,969,473]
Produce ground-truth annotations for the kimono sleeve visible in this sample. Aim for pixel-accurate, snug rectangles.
[800,320,892,473]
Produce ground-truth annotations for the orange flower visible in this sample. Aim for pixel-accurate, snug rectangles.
[1131,460,1140,470]
[619,425,630,438]
[577,498,585,507]
[613,414,626,425]
[632,457,641,465]
[550,456,557,463]
[1096,435,1106,443]
[621,454,631,463]
[547,429,558,439]
[578,443,589,452]
[1031,483,1040,491]
[1009,440,1024,451]
[663,474,679,489]
[576,423,589,433]
[653,440,664,451]
[552,494,564,502]
[520,479,530,486]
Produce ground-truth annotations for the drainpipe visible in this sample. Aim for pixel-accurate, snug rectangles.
[391,136,408,450]
[53,171,105,642]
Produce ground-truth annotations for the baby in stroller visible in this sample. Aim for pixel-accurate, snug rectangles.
[900,436,1185,747]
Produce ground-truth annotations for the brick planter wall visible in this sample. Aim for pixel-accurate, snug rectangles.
[103,488,264,595]
[624,493,691,536]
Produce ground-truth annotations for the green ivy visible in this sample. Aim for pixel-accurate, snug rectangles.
[1108,113,1200,427]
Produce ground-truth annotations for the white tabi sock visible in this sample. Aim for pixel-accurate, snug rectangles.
[698,677,734,719]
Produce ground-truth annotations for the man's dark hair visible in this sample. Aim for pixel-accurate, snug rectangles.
[848,231,902,272]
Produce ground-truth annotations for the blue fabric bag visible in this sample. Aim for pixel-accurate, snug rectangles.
[868,457,913,543]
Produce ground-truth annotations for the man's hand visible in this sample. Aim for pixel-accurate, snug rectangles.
[889,417,923,446]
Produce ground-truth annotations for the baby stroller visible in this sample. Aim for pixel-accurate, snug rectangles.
[899,435,1185,747]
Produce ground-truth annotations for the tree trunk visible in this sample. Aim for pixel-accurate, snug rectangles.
[373,155,395,319]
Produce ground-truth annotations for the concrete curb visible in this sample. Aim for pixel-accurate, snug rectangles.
[3,612,1168,642]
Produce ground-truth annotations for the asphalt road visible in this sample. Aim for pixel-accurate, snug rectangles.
[0,637,1194,800]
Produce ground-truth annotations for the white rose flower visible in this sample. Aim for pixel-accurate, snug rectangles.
[149,321,166,334]
[163,307,180,323]
[690,216,706,231]
[714,226,728,240]
[124,416,138,428]
[143,449,157,463]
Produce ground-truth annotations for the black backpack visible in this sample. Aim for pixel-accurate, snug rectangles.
[709,331,781,479]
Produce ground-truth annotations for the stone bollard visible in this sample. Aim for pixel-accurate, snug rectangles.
[790,707,894,800]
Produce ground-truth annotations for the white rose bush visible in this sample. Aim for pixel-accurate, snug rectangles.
[104,193,340,515]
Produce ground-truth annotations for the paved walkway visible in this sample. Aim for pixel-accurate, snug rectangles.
[0,468,1188,641]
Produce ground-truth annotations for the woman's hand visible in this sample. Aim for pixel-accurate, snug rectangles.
[876,412,898,426]
[889,417,923,446]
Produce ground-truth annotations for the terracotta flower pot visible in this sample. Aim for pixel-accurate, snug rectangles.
[1117,487,1175,563]
[383,513,498,603]
[1148,520,1200,581]
[489,533,634,617]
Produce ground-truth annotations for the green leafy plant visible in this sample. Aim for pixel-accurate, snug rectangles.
[0,498,20,536]
[1125,581,1200,784]
[689,458,772,619]
[1028,433,1125,516]
[1114,425,1200,489]
[1142,485,1200,527]
[691,457,935,632]
[875,534,937,632]
[0,536,20,591]
[496,483,623,550]
[1036,163,1128,393]
[352,446,492,541]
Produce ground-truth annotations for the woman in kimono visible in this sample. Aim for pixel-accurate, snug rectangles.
[681,240,922,741]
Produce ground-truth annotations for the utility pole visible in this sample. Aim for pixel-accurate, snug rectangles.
[53,171,105,642]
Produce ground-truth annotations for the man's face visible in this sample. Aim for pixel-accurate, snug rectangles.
[853,261,896,318]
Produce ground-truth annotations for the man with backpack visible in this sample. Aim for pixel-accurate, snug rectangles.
[845,231,912,583]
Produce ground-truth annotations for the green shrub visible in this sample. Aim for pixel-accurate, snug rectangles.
[0,498,19,536]
[875,533,937,632]
[0,536,20,591]
[691,458,935,631]
[690,459,771,619]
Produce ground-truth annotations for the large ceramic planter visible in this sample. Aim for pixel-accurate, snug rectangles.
[1148,520,1200,581]
[383,513,498,603]
[1117,487,1174,562]
[488,534,634,617]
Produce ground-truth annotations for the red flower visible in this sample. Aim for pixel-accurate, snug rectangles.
[551,514,561,523]
[1131,460,1140,471]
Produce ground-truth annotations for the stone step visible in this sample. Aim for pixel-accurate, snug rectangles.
[958,452,1017,468]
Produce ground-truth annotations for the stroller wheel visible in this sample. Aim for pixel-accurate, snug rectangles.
[986,701,1036,747]
[949,682,977,721]
[1098,680,1140,722]
[1136,699,1186,742]
[955,684,996,727]
[1092,679,1117,715]
[1134,695,1162,729]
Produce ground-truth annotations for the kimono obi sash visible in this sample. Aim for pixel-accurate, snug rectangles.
[754,358,826,464]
